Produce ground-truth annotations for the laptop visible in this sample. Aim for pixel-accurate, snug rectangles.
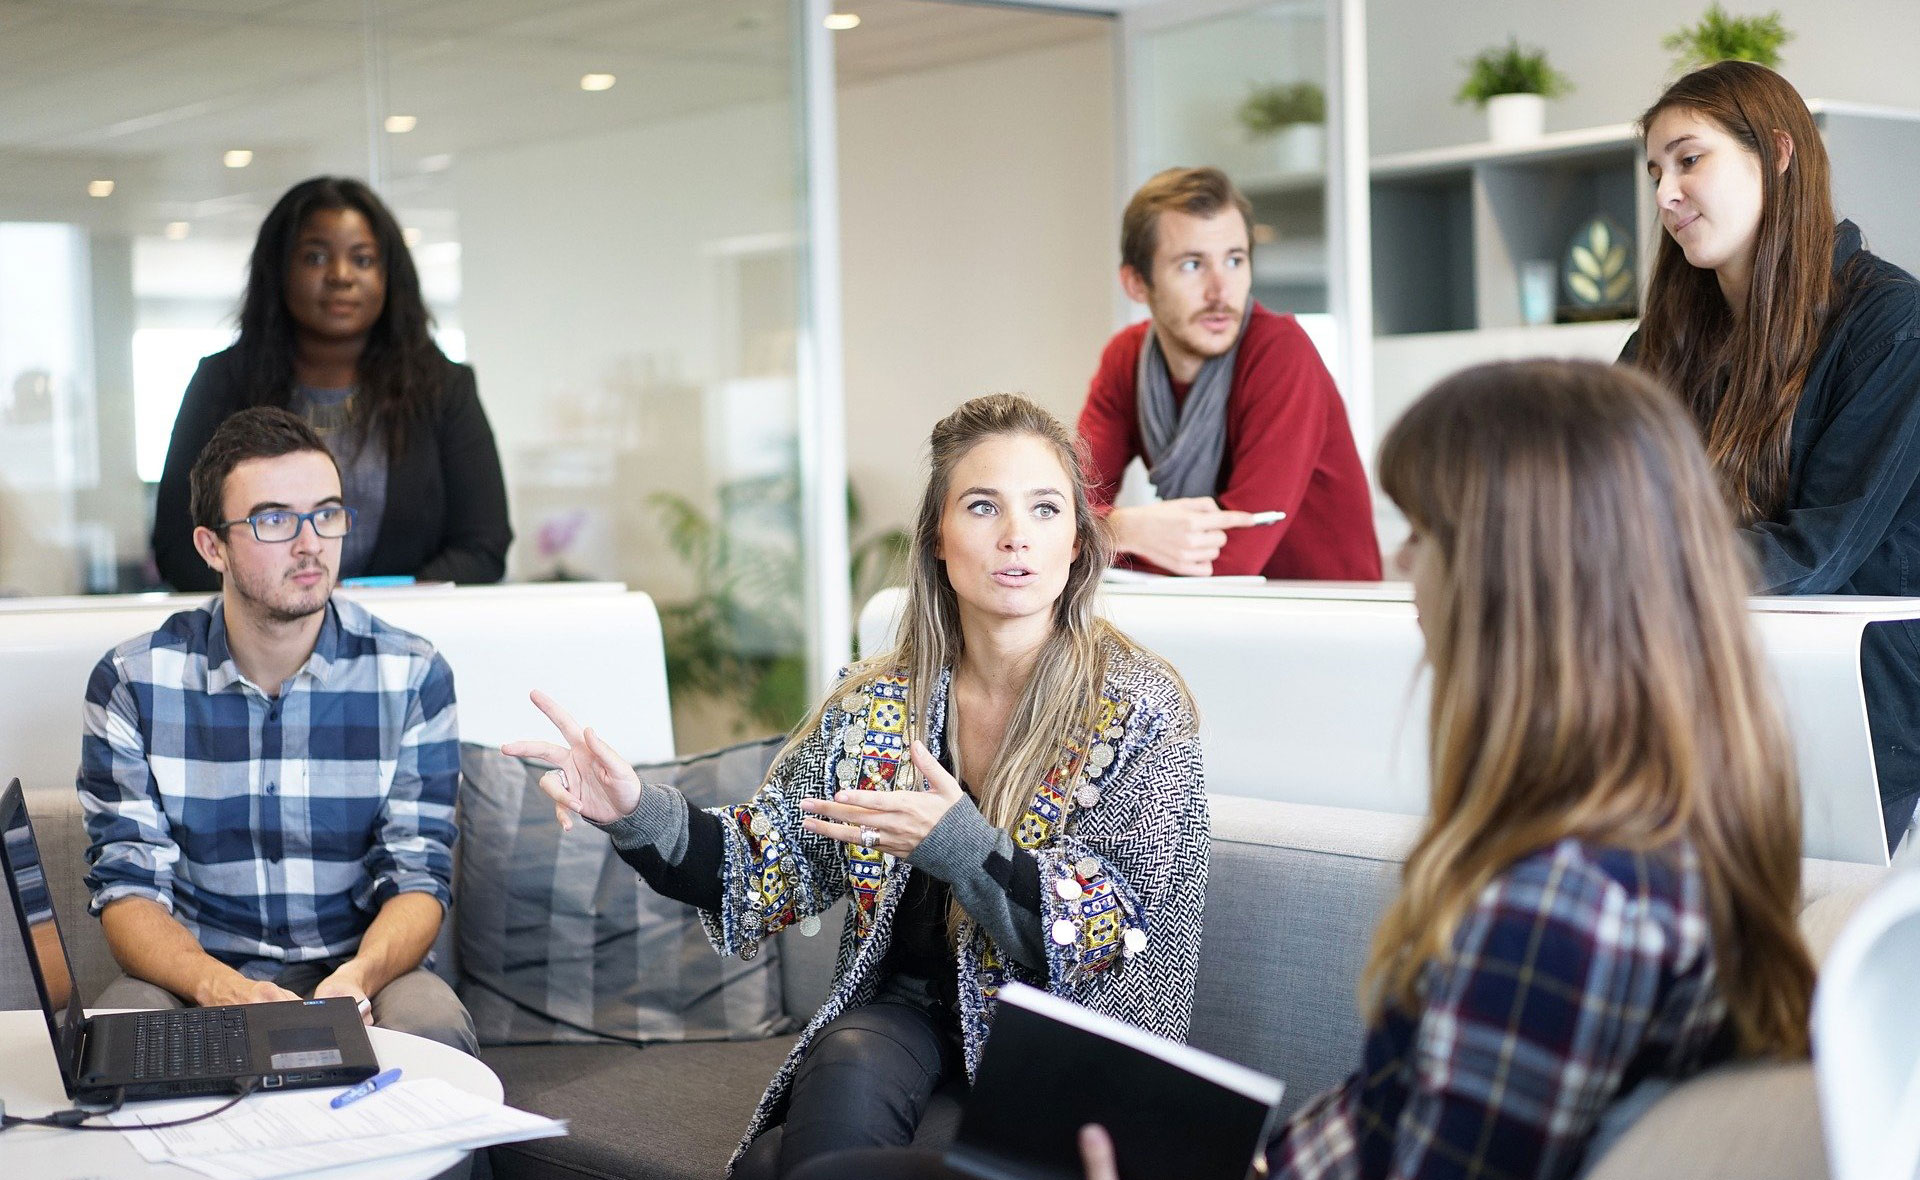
[0,778,378,1103]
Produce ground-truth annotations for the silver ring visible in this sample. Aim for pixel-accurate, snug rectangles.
[553,767,568,790]
[859,826,877,849]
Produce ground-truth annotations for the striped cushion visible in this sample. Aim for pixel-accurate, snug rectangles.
[455,737,789,1045]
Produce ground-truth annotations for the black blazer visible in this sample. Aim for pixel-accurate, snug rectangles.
[152,346,513,590]
[1624,221,1920,845]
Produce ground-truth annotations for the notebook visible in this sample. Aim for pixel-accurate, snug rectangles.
[0,778,378,1103]
[947,982,1284,1180]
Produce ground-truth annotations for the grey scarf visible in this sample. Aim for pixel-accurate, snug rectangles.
[1134,306,1250,500]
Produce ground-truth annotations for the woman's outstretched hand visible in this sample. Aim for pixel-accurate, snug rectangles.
[799,740,964,857]
[502,689,642,830]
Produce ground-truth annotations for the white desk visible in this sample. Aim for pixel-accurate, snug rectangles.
[0,1010,502,1179]
[859,582,1920,865]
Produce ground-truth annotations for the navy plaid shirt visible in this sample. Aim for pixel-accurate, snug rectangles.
[78,595,458,973]
[1269,839,1733,1180]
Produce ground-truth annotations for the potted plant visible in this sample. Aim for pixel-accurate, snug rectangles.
[1236,81,1327,175]
[1664,3,1791,71]
[1456,37,1572,144]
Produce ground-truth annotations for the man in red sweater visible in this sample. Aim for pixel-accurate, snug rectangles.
[1078,167,1380,579]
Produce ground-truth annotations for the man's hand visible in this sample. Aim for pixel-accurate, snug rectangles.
[1107,498,1261,576]
[197,973,301,1008]
[1079,1124,1119,1180]
[313,962,374,1025]
[798,741,965,857]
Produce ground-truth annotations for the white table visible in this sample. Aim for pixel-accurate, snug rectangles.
[0,1010,503,1179]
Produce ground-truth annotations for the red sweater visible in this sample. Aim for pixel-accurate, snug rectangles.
[1078,304,1381,580]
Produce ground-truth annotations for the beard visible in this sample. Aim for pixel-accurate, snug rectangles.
[1157,299,1246,364]
[226,557,333,624]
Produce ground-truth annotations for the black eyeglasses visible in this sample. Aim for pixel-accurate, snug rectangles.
[216,506,357,543]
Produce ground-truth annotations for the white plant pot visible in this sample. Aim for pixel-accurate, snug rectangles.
[1266,124,1325,174]
[1485,92,1546,144]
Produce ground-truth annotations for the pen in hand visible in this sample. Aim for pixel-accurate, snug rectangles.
[331,1066,402,1109]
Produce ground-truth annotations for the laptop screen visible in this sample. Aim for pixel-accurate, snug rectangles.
[1,779,87,1080]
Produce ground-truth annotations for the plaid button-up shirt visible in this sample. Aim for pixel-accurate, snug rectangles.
[1269,839,1732,1180]
[78,595,458,973]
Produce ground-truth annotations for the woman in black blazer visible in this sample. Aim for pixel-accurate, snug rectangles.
[153,176,510,589]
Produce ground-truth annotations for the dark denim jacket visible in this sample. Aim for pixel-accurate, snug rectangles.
[1625,221,1920,848]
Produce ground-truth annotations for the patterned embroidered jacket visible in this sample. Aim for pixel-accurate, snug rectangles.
[704,641,1209,1170]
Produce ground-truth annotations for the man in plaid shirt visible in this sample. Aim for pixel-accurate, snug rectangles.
[79,407,473,1053]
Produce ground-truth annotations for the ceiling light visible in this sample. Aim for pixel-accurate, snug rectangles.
[824,12,860,30]
[223,149,253,169]
[580,73,616,92]
[402,227,423,248]
[384,114,418,134]
[164,221,190,240]
[87,179,115,198]
[418,154,453,174]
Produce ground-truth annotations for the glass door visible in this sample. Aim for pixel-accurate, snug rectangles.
[1118,0,1372,447]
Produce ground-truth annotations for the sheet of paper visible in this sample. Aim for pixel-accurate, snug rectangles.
[105,1077,566,1178]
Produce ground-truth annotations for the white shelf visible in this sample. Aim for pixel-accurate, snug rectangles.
[1372,122,1639,178]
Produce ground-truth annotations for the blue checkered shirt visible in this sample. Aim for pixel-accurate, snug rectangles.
[78,595,459,973]
[1268,839,1733,1180]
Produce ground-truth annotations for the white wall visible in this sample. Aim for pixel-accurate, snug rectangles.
[837,33,1117,540]
[1368,0,1920,156]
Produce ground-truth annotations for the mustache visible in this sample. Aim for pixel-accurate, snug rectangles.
[1192,303,1242,322]
[287,560,330,580]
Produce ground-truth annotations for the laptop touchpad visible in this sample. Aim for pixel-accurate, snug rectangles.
[268,1025,343,1070]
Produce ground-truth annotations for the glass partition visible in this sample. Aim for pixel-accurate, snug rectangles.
[1123,0,1349,393]
[0,1,822,749]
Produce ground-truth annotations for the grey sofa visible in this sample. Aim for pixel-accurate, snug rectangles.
[5,785,1879,1180]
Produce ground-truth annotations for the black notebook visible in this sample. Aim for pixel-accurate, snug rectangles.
[947,982,1284,1180]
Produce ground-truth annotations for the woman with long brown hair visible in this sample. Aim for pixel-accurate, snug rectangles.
[1238,359,1817,1179]
[1625,60,1920,851]
[508,393,1208,1178]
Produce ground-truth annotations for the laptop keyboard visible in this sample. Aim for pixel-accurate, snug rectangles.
[130,1008,250,1080]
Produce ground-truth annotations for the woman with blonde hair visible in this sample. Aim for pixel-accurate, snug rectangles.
[1626,61,1920,849]
[509,393,1208,1177]
[1241,359,1817,1178]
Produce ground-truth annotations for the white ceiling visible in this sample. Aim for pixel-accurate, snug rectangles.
[0,0,1108,241]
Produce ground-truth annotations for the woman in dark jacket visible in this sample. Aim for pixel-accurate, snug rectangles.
[1626,62,1920,851]
[153,176,510,589]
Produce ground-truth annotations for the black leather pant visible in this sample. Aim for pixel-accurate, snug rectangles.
[734,995,964,1180]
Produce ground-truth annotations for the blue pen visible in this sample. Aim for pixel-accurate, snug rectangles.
[331,1066,402,1109]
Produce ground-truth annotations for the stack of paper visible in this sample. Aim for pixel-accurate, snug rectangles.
[105,1077,567,1179]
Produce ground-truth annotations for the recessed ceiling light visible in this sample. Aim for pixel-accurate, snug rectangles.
[824,12,860,30]
[418,154,453,174]
[384,114,418,134]
[580,73,616,92]
[402,227,423,248]
[164,221,190,240]
[87,179,115,198]
[223,149,253,169]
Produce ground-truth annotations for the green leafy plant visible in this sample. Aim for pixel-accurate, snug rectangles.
[1455,37,1573,106]
[1236,82,1326,137]
[1664,4,1791,71]
[650,478,909,733]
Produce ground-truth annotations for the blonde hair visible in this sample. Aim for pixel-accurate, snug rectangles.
[1370,359,1813,1056]
[780,393,1187,847]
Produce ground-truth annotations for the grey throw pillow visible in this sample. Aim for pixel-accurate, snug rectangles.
[455,736,789,1045]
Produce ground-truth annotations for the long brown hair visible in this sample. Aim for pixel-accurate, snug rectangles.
[1370,359,1813,1056]
[779,393,1189,833]
[1631,61,1836,522]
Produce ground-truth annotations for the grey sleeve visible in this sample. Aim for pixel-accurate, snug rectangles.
[595,781,691,864]
[908,799,1048,972]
